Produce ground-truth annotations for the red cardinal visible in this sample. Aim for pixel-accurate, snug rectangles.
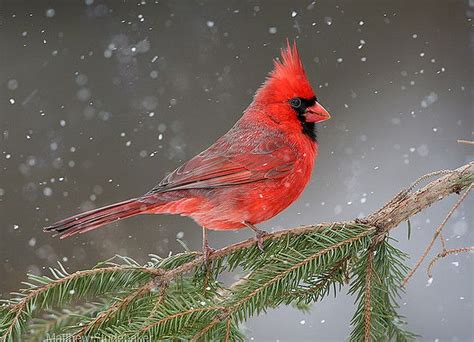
[44,41,331,258]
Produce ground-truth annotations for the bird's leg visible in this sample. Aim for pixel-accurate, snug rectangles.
[202,227,214,263]
[243,221,267,252]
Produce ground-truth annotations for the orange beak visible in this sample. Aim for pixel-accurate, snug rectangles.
[304,102,331,123]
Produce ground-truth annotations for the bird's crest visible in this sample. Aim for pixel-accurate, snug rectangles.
[254,40,315,104]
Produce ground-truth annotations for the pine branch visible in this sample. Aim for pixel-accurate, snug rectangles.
[0,262,163,342]
[0,162,472,341]
[25,301,107,341]
[188,226,374,341]
[349,241,417,341]
[278,256,350,306]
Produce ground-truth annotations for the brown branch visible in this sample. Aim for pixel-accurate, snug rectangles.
[402,182,472,286]
[364,249,375,342]
[147,282,168,319]
[405,169,454,194]
[139,306,223,335]
[457,139,474,145]
[427,246,474,278]
[224,319,231,342]
[8,266,161,312]
[439,233,447,252]
[366,162,472,236]
[72,271,170,339]
[281,257,350,299]
[72,284,153,340]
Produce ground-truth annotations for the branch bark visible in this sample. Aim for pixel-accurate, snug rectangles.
[366,162,472,235]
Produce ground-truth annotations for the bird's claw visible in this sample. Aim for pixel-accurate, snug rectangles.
[254,229,267,252]
[243,221,267,252]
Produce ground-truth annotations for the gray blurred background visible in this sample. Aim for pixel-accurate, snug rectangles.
[0,0,473,340]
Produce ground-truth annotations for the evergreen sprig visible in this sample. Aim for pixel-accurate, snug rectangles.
[349,239,417,341]
[25,301,108,341]
[188,225,374,341]
[0,260,162,342]
[1,224,375,341]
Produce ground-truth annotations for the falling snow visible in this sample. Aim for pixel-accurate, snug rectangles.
[0,2,472,340]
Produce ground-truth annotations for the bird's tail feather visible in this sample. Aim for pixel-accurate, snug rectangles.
[43,198,155,238]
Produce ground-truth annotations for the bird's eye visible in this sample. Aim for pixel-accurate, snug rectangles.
[289,98,302,109]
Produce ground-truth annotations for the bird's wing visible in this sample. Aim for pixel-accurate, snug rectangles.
[147,132,297,193]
